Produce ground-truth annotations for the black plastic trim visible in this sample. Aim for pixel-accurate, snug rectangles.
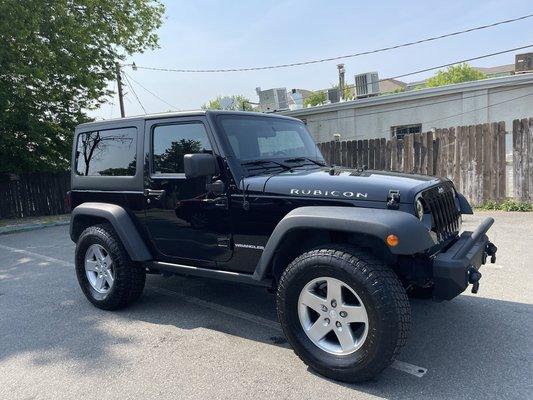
[432,217,494,300]
[70,203,152,261]
[457,192,473,214]
[253,206,436,280]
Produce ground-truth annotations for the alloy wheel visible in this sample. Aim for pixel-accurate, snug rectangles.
[298,277,369,355]
[84,244,115,294]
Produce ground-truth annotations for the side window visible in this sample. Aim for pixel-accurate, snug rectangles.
[152,122,212,175]
[76,127,137,176]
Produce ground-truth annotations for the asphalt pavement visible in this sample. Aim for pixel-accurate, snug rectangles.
[0,211,531,399]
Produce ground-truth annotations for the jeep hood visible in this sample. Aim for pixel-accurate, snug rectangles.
[243,167,445,203]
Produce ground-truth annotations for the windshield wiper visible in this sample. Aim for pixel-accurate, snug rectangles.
[241,160,292,170]
[283,157,326,166]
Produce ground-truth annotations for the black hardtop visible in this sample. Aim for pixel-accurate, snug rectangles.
[75,110,301,132]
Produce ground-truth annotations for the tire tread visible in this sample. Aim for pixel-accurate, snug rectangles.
[76,223,146,310]
[276,245,410,382]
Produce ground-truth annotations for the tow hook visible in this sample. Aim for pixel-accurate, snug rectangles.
[486,242,497,263]
[468,266,482,294]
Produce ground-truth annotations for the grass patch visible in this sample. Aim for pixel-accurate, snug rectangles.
[476,199,532,212]
[0,214,70,227]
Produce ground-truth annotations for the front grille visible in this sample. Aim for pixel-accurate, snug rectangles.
[421,182,461,242]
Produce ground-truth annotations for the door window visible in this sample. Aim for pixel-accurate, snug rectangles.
[152,122,212,175]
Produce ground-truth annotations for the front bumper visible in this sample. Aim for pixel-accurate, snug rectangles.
[432,217,497,300]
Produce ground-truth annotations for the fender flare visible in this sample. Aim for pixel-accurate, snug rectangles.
[456,192,473,214]
[252,206,435,280]
[70,202,152,261]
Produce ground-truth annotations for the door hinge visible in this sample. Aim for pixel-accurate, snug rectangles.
[387,190,400,209]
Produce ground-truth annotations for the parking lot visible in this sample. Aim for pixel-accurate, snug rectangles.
[0,211,531,399]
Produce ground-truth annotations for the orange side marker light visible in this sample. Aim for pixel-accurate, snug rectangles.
[386,234,399,247]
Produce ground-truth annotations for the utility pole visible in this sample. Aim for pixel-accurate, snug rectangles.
[337,64,345,101]
[116,63,125,117]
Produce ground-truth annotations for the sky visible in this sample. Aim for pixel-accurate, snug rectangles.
[90,0,533,120]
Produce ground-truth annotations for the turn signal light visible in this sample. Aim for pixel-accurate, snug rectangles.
[386,234,399,247]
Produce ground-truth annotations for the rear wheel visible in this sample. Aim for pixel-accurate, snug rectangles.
[277,246,410,382]
[75,223,146,310]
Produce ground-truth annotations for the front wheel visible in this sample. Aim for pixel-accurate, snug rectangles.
[276,246,410,382]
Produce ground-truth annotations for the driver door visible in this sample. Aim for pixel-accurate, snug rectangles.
[141,116,232,265]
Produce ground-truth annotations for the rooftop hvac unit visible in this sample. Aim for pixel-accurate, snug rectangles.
[327,88,340,103]
[515,52,533,73]
[257,88,289,112]
[288,89,304,110]
[354,72,379,98]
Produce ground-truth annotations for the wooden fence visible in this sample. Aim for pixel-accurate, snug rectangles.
[317,121,507,206]
[513,118,533,203]
[0,172,70,219]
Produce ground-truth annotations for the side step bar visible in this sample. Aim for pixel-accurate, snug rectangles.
[146,261,272,288]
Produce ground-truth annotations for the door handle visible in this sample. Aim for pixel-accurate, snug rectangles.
[205,196,228,209]
[143,189,166,200]
[213,197,228,208]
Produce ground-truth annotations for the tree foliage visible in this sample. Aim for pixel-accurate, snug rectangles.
[426,63,486,88]
[304,91,327,107]
[202,95,254,111]
[153,139,203,174]
[0,0,165,173]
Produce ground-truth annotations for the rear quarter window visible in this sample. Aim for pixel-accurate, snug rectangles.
[75,127,137,176]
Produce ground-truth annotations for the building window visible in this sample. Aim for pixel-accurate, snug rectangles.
[76,127,137,176]
[391,124,422,140]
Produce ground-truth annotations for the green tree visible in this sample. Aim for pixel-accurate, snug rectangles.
[202,95,255,111]
[153,139,203,174]
[304,91,327,107]
[426,63,486,88]
[0,0,165,173]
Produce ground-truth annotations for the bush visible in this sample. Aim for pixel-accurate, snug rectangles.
[477,199,532,212]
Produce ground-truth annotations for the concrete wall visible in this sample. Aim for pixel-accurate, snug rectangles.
[283,74,533,144]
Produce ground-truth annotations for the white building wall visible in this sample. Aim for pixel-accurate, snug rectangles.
[284,75,533,143]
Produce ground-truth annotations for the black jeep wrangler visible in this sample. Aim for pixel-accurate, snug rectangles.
[69,111,496,382]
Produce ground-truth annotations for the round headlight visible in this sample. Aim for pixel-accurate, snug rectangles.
[415,199,425,220]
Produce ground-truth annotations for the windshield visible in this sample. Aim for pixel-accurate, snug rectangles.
[217,115,325,164]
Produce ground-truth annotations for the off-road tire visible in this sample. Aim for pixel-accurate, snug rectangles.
[276,246,410,382]
[75,223,146,310]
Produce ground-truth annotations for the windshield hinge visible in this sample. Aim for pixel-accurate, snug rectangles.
[387,190,400,209]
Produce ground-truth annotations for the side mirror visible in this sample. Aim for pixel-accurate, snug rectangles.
[184,153,217,178]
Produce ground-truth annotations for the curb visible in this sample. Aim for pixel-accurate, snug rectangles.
[0,219,70,235]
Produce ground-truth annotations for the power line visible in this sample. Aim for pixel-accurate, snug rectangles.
[127,14,533,73]
[377,45,532,82]
[117,46,532,116]
[123,71,178,110]
[123,72,147,114]
[339,44,533,91]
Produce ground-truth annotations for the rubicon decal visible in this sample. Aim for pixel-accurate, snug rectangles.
[290,189,368,198]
